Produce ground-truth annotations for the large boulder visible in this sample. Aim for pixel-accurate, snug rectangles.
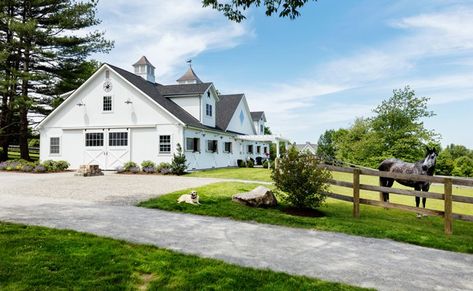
[232,186,278,208]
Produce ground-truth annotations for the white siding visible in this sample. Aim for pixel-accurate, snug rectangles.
[226,98,256,135]
[200,88,216,127]
[169,96,200,120]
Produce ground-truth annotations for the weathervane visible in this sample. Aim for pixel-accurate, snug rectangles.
[186,59,192,67]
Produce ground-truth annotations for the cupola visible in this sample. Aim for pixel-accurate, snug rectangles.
[133,56,155,83]
[177,61,202,84]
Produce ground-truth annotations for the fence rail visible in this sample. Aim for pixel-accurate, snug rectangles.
[321,164,473,234]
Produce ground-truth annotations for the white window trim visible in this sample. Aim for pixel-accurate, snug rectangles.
[158,134,172,155]
[102,95,114,113]
[84,131,105,148]
[49,136,61,156]
[224,141,232,154]
[186,137,201,153]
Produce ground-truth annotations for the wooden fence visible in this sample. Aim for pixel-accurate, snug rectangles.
[321,164,473,235]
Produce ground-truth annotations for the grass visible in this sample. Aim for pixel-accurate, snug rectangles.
[0,222,365,291]
[7,151,39,161]
[139,182,473,254]
[187,167,272,182]
[185,167,473,215]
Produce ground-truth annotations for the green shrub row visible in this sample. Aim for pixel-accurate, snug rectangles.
[0,159,69,173]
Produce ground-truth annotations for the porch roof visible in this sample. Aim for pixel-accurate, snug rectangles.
[236,134,291,143]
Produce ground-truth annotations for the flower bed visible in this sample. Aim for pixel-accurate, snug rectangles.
[0,159,70,173]
[116,161,176,175]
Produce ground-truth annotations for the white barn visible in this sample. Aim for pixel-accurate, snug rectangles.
[38,56,287,170]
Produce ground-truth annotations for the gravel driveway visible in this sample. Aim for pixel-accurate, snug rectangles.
[1,171,472,291]
[0,171,220,205]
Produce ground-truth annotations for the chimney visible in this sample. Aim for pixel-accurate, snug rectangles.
[132,56,155,83]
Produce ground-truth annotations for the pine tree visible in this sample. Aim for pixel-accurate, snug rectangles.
[0,0,113,161]
[171,143,188,175]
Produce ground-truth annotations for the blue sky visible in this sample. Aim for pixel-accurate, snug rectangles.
[93,0,473,148]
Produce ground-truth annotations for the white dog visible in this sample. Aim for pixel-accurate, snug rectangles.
[177,191,200,205]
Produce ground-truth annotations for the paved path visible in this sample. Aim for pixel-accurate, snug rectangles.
[0,172,472,290]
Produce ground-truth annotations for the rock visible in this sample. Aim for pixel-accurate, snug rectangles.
[75,164,104,177]
[232,186,277,208]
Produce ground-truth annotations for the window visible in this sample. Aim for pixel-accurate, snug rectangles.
[206,104,212,117]
[85,133,104,147]
[109,132,128,147]
[247,145,253,154]
[103,96,112,111]
[105,70,110,79]
[256,146,261,154]
[260,124,264,134]
[186,137,200,152]
[207,140,218,153]
[159,135,171,154]
[264,146,268,154]
[50,137,60,154]
[207,91,211,98]
[224,142,232,153]
[239,110,244,124]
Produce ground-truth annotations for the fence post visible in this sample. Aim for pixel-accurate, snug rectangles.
[353,168,360,218]
[444,179,453,235]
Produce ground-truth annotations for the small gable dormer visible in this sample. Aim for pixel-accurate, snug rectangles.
[251,111,267,135]
[133,56,155,83]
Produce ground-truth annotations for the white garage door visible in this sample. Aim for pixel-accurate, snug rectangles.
[84,129,130,170]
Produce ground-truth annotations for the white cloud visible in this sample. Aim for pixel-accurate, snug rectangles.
[96,0,251,82]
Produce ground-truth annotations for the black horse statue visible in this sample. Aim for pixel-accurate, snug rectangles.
[378,147,438,217]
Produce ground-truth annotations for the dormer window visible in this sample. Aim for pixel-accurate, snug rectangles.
[206,104,212,117]
[260,124,264,134]
[207,91,211,98]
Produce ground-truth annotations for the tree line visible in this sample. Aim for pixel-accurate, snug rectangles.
[316,86,473,177]
[0,0,112,161]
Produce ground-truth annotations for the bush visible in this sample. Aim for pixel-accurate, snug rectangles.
[115,166,125,173]
[123,161,138,172]
[237,160,246,168]
[54,160,70,171]
[40,160,69,172]
[171,143,187,175]
[157,162,172,175]
[143,166,156,174]
[271,147,331,209]
[262,160,269,169]
[129,166,140,174]
[22,165,34,172]
[451,156,473,177]
[247,159,254,168]
[141,160,156,169]
[33,165,46,173]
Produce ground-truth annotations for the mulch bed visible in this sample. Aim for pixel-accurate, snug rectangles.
[282,207,326,218]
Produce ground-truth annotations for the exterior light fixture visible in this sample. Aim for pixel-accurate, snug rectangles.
[125,99,132,104]
[76,102,85,107]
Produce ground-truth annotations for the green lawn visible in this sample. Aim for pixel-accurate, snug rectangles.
[139,182,473,254]
[185,168,473,215]
[0,222,366,291]
[7,151,39,161]
[187,167,272,182]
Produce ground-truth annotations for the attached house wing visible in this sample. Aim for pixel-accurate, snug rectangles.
[216,94,244,131]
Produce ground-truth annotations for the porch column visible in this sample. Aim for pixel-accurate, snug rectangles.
[276,140,280,158]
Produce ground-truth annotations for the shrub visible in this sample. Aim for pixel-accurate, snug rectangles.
[271,147,331,209]
[123,161,138,172]
[21,165,34,172]
[143,166,156,174]
[141,160,156,169]
[451,156,473,177]
[129,166,140,174]
[157,162,172,175]
[262,160,269,169]
[33,165,46,173]
[171,143,187,175]
[0,162,7,171]
[237,160,246,168]
[55,160,70,171]
[247,159,254,168]
[115,166,125,173]
[40,160,69,172]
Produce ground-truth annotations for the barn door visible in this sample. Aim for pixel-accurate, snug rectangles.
[106,129,130,169]
[84,130,106,169]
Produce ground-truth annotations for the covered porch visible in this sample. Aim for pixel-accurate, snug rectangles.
[236,134,291,158]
